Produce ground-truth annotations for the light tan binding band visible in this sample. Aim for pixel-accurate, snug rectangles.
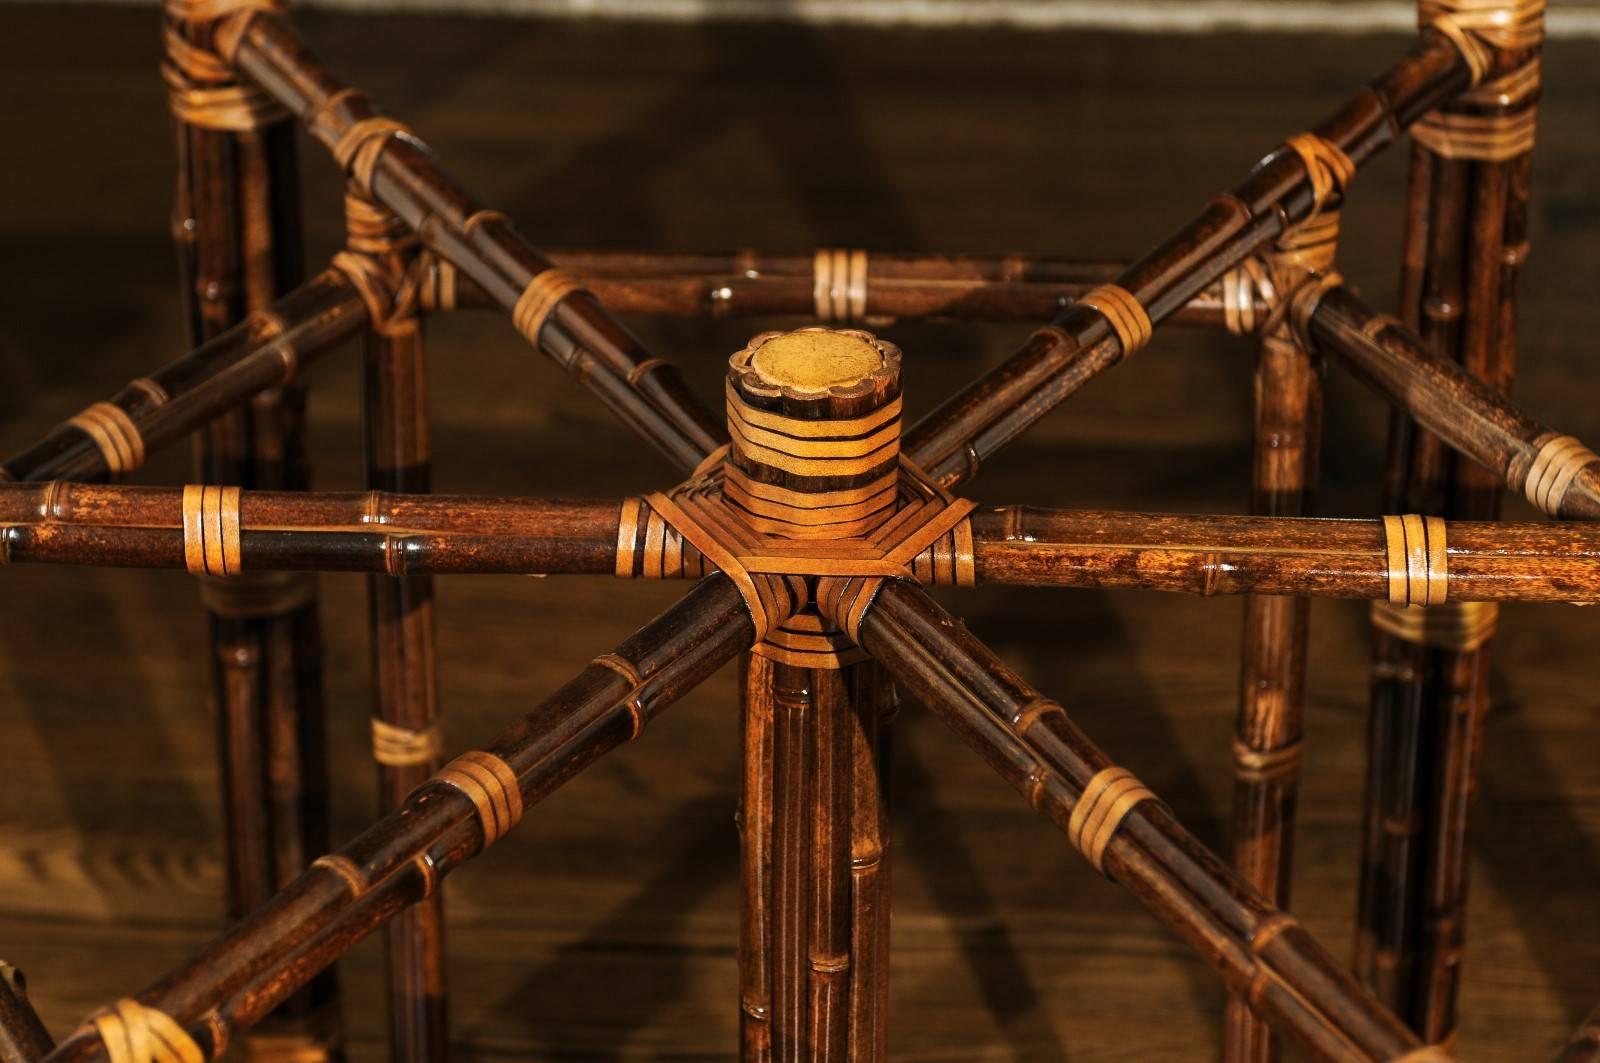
[1421,0,1546,86]
[813,248,869,323]
[183,485,243,577]
[67,402,146,478]
[1067,765,1156,875]
[1232,739,1304,783]
[1371,601,1498,652]
[1382,514,1448,607]
[371,718,442,767]
[1523,433,1599,516]
[513,269,585,346]
[435,751,523,847]
[331,117,414,197]
[91,999,204,1063]
[1078,284,1153,356]
[1284,133,1356,217]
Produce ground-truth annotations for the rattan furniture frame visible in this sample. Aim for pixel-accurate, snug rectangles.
[0,0,1594,1060]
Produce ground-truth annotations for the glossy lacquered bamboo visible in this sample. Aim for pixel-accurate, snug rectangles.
[853,580,1424,1062]
[1349,12,1544,1038]
[359,211,448,1061]
[1307,286,1600,519]
[740,657,890,1063]
[44,577,754,1063]
[0,269,367,485]
[1225,299,1324,1063]
[0,965,52,1063]
[965,506,1600,602]
[904,29,1470,488]
[227,11,723,474]
[0,483,621,576]
[433,250,1241,327]
[167,7,341,1055]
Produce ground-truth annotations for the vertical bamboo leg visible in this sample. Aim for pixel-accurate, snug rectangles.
[166,9,341,1059]
[744,657,890,1063]
[769,660,813,1063]
[1224,300,1323,1063]
[1357,10,1543,1045]
[740,658,778,1063]
[847,668,894,1063]
[354,191,450,1062]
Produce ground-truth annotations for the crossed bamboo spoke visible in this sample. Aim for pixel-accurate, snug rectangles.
[903,28,1470,489]
[4,0,1587,1059]
[36,575,753,1063]
[10,483,1600,606]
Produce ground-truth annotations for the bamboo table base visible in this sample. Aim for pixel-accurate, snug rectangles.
[0,0,1593,1061]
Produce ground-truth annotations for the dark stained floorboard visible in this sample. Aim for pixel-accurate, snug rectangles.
[1,5,1598,1060]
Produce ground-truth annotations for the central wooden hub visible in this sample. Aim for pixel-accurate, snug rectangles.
[723,328,904,540]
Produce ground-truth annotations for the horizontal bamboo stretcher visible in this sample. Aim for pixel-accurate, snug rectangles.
[1,0,1588,1061]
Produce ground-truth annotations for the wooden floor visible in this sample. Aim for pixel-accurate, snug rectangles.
[2,5,1599,1060]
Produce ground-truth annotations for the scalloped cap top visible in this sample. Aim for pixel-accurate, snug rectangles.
[744,330,888,394]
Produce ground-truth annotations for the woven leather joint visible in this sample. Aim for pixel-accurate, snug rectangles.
[331,250,420,337]
[617,455,975,665]
[1421,0,1546,86]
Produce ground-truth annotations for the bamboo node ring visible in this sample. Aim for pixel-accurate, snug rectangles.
[310,854,366,898]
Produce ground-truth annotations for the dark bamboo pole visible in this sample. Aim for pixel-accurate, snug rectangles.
[964,506,1600,602]
[849,580,1427,1062]
[0,965,52,1063]
[217,10,722,474]
[44,577,754,1063]
[0,269,368,485]
[1225,224,1333,1063]
[738,657,778,1063]
[0,483,622,576]
[1331,2,1542,1030]
[348,194,449,1060]
[165,3,342,1056]
[1304,285,1600,520]
[420,249,1242,327]
[903,28,1472,489]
